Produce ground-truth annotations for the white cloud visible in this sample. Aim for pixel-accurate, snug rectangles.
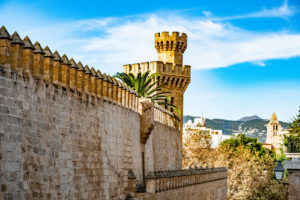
[249,0,295,18]
[64,14,300,73]
[215,0,296,20]
[1,4,300,74]
[202,11,212,17]
[252,61,266,67]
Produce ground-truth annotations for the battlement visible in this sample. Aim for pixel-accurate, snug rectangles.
[155,32,187,65]
[0,26,179,122]
[124,61,191,77]
[124,61,190,91]
[0,26,141,110]
[155,32,187,53]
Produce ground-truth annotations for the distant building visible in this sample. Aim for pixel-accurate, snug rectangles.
[264,112,289,150]
[183,118,231,148]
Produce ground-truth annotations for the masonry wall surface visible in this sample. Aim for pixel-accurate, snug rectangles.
[145,122,181,173]
[288,172,300,200]
[0,71,143,200]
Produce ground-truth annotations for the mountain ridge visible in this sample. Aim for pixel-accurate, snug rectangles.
[183,115,290,142]
[238,115,261,122]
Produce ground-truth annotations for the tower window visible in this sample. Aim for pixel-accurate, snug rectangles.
[170,97,174,112]
[164,98,167,109]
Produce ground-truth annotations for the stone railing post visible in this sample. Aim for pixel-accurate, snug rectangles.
[146,172,156,193]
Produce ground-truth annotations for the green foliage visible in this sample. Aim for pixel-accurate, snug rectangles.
[115,71,180,114]
[220,134,274,158]
[284,107,300,152]
[183,133,288,200]
[276,153,287,162]
[288,107,300,135]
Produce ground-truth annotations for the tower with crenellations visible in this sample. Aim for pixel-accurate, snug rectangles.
[124,31,191,132]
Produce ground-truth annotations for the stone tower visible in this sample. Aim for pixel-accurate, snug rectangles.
[155,32,187,65]
[266,112,282,149]
[124,31,191,132]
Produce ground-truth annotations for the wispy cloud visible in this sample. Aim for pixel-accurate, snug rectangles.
[65,15,300,72]
[248,0,295,18]
[214,0,296,20]
[252,61,266,67]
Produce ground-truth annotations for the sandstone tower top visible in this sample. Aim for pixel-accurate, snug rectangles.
[155,31,187,65]
[269,112,279,124]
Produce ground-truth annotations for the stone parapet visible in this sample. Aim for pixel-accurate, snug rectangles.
[153,104,179,130]
[0,26,181,123]
[154,32,187,65]
[145,167,227,193]
[155,32,187,52]
[0,26,140,112]
[0,26,180,135]
[124,61,191,86]
[285,153,300,159]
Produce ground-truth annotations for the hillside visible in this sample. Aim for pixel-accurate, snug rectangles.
[183,115,290,142]
[205,119,241,134]
[238,115,261,122]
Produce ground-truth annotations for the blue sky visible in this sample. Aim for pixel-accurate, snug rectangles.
[1,0,300,121]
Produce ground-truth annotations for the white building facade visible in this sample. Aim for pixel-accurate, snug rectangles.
[183,118,231,148]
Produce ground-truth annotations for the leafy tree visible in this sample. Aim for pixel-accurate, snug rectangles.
[220,134,274,158]
[115,71,180,114]
[183,134,287,199]
[284,107,300,152]
[289,107,300,135]
[182,128,212,167]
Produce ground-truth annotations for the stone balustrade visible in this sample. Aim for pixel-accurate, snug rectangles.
[146,167,227,193]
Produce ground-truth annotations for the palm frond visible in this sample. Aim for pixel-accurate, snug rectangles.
[115,70,180,115]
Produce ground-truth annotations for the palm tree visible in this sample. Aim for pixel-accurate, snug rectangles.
[114,71,180,114]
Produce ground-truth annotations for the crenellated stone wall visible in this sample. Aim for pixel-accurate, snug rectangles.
[0,26,227,200]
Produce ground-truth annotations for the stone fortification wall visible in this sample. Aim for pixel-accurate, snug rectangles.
[0,26,183,200]
[0,26,227,200]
